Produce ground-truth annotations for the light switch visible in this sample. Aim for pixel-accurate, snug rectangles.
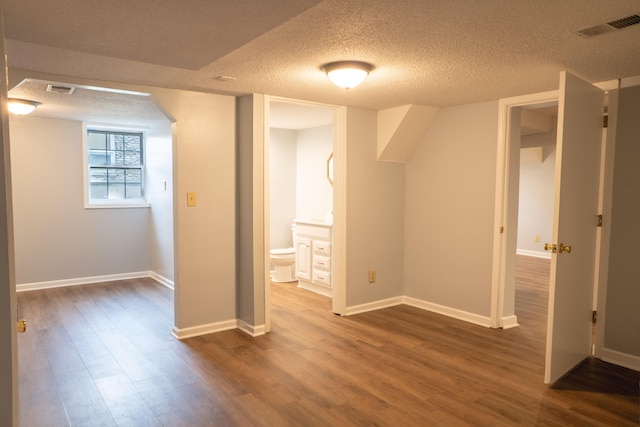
[187,191,197,207]
[368,270,376,283]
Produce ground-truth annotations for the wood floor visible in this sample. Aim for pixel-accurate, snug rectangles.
[17,255,640,426]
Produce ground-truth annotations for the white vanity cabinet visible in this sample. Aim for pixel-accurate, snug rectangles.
[294,220,332,297]
[294,237,312,281]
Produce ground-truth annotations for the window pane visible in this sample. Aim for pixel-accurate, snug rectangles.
[89,167,108,183]
[108,134,124,151]
[87,132,106,150]
[125,169,141,183]
[108,183,125,200]
[89,183,108,199]
[125,183,143,199]
[124,150,141,165]
[109,168,125,183]
[124,134,141,151]
[88,152,109,166]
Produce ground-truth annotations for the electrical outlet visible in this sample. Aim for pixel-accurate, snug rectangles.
[368,270,376,283]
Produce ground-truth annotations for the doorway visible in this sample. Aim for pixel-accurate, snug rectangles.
[513,104,558,329]
[263,96,347,331]
[493,72,608,384]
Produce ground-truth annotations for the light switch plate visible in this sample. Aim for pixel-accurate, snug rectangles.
[187,191,197,207]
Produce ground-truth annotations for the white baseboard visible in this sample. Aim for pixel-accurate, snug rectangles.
[297,279,333,298]
[150,272,174,290]
[501,315,519,329]
[238,319,266,337]
[345,295,492,328]
[599,347,640,372]
[16,271,153,292]
[345,296,403,316]
[172,319,239,340]
[403,296,492,328]
[516,249,551,259]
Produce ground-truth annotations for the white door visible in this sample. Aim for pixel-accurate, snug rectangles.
[544,71,604,384]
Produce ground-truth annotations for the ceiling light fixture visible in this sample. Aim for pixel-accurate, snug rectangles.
[7,98,41,115]
[322,61,373,89]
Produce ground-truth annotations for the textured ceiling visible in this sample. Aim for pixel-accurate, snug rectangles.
[4,0,640,124]
[9,79,168,127]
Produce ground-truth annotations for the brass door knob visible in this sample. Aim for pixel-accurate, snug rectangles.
[558,243,572,253]
[544,243,557,253]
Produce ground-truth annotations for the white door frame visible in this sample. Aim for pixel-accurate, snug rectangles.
[490,90,559,329]
[262,96,347,332]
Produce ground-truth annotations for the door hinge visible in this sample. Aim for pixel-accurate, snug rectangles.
[500,226,504,234]
[597,214,603,227]
[592,310,597,323]
[603,114,608,128]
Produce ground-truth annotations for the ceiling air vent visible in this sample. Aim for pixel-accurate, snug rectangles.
[46,84,75,95]
[574,14,640,38]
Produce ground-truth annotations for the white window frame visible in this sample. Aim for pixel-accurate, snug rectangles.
[83,123,150,209]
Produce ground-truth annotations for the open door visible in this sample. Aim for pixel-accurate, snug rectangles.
[544,71,604,384]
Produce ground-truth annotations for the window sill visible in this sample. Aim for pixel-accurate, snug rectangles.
[85,201,151,209]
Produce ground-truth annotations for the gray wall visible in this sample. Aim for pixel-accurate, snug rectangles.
[9,116,152,284]
[146,121,174,282]
[296,125,333,220]
[269,128,297,249]
[236,95,257,324]
[404,101,499,317]
[345,107,405,306]
[604,84,640,358]
[0,15,18,421]
[517,132,556,256]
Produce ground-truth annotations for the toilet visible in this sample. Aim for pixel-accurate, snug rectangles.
[269,247,296,282]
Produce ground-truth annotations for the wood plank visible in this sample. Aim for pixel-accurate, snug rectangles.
[16,260,640,426]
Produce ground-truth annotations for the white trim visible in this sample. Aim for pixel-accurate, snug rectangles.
[171,319,238,340]
[345,295,493,328]
[344,296,403,316]
[16,271,153,292]
[150,272,174,290]
[332,106,348,316]
[238,320,266,337]
[516,249,551,259]
[599,347,640,372]
[500,315,519,329]
[84,202,151,209]
[262,97,347,319]
[404,296,492,328]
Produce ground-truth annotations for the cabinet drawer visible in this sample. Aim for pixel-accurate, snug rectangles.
[313,240,331,256]
[313,254,331,271]
[312,269,331,287]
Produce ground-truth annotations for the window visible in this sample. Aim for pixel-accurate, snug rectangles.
[85,128,148,207]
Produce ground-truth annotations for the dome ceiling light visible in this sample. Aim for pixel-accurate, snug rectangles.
[8,98,41,115]
[321,61,373,89]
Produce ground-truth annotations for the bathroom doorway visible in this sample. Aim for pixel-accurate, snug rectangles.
[265,97,346,327]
